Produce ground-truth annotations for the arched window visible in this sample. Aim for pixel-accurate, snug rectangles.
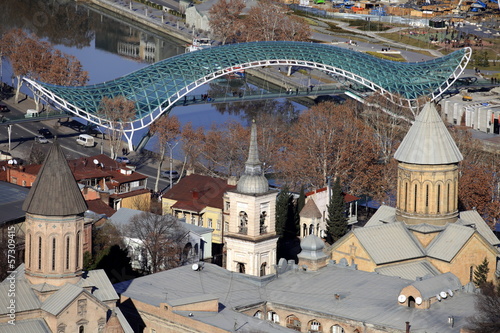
[267,311,279,323]
[447,183,450,212]
[76,231,81,269]
[414,184,418,212]
[254,311,263,319]
[260,262,267,277]
[425,184,429,207]
[286,315,301,331]
[408,296,415,308]
[237,262,245,274]
[194,243,199,256]
[52,238,56,271]
[331,325,344,333]
[28,234,32,268]
[309,319,322,332]
[79,325,84,333]
[404,182,408,211]
[437,184,441,213]
[303,224,307,237]
[469,265,474,282]
[66,236,70,270]
[309,224,314,235]
[239,211,248,234]
[38,236,42,270]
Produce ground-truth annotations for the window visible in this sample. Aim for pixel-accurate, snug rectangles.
[77,299,87,316]
[414,184,418,212]
[254,311,262,319]
[78,326,84,333]
[267,311,279,323]
[447,183,450,212]
[225,201,230,211]
[286,315,301,331]
[260,262,267,277]
[309,320,322,332]
[216,220,221,230]
[208,218,213,228]
[237,262,245,274]
[38,237,42,270]
[52,238,56,271]
[76,231,81,269]
[11,177,17,185]
[22,180,26,186]
[437,184,441,213]
[404,182,408,211]
[66,236,70,270]
[331,325,344,333]
[470,266,474,282]
[28,234,31,268]
[425,184,429,207]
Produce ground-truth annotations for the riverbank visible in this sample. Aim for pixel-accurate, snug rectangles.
[82,0,193,43]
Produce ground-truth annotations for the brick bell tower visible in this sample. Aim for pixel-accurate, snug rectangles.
[22,141,88,286]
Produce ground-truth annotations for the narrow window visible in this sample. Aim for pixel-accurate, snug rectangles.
[414,184,418,212]
[52,238,56,271]
[38,237,42,270]
[447,183,450,212]
[437,185,441,213]
[76,232,80,269]
[66,237,70,270]
[470,266,474,282]
[28,234,32,268]
[425,184,429,207]
[404,182,408,211]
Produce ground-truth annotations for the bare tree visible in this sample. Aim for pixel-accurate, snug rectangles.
[209,0,245,45]
[125,212,185,273]
[467,280,500,333]
[97,96,136,159]
[150,115,181,192]
[180,122,205,174]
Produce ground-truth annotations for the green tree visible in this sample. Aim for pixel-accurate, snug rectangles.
[473,257,490,288]
[326,178,348,244]
[294,186,306,236]
[276,185,294,237]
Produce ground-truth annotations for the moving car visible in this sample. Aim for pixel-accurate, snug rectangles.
[0,104,9,112]
[38,128,53,138]
[116,156,130,164]
[160,170,180,179]
[34,135,49,144]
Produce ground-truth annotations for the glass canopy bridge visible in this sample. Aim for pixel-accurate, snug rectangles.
[24,41,471,150]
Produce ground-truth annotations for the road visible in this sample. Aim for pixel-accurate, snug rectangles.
[0,95,173,192]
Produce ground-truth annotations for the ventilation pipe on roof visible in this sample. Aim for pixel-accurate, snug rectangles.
[406,321,411,333]
[448,316,454,328]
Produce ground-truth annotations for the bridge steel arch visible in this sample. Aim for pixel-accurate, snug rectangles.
[24,41,471,148]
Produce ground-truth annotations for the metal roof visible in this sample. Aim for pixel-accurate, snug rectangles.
[409,272,462,299]
[394,102,463,165]
[22,142,87,216]
[0,279,41,315]
[407,223,446,233]
[375,259,441,281]
[24,42,471,136]
[300,198,322,218]
[0,319,51,333]
[41,283,85,316]
[364,205,396,227]
[77,269,119,302]
[0,181,30,226]
[458,210,500,246]
[354,222,425,264]
[426,223,475,262]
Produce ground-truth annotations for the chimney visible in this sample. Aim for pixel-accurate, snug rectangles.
[406,321,410,333]
[192,190,199,200]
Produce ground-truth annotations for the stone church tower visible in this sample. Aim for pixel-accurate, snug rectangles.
[224,121,278,276]
[394,103,463,225]
[22,142,89,286]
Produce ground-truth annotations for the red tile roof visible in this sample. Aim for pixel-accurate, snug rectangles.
[305,187,360,203]
[86,199,116,217]
[163,174,236,212]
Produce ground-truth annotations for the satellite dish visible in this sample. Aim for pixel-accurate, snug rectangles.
[398,295,406,303]
[93,159,99,165]
[436,294,441,301]
[440,291,447,299]
[12,159,17,164]
[192,263,199,271]
[415,297,422,305]
[7,160,13,165]
[448,289,454,297]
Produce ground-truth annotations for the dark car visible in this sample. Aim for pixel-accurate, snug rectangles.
[0,104,9,112]
[38,128,53,138]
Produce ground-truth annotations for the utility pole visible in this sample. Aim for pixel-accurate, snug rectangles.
[167,141,179,188]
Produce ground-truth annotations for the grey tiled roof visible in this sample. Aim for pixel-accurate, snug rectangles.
[22,141,87,215]
[375,260,441,281]
[77,269,119,302]
[394,102,463,165]
[426,223,474,262]
[0,319,51,333]
[0,181,30,226]
[458,210,500,246]
[0,279,41,315]
[41,283,84,315]
[354,222,425,264]
[364,205,396,227]
[407,223,446,233]
[409,272,462,299]
[300,198,322,218]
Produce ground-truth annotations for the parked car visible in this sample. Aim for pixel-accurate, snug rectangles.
[160,170,180,179]
[0,104,9,112]
[38,128,53,138]
[116,156,130,164]
[34,135,49,144]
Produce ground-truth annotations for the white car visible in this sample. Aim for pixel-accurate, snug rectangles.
[160,170,179,179]
[35,135,49,144]
[116,156,130,164]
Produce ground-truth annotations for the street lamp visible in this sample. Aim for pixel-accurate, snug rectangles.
[167,141,179,188]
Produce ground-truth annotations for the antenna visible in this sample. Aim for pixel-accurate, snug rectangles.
[415,297,422,305]
[398,295,406,303]
[440,291,447,299]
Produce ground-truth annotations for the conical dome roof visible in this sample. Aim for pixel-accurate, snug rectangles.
[237,121,269,194]
[394,102,463,165]
[22,141,87,215]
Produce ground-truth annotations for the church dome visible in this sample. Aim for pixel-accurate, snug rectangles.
[301,234,325,252]
[237,174,269,194]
